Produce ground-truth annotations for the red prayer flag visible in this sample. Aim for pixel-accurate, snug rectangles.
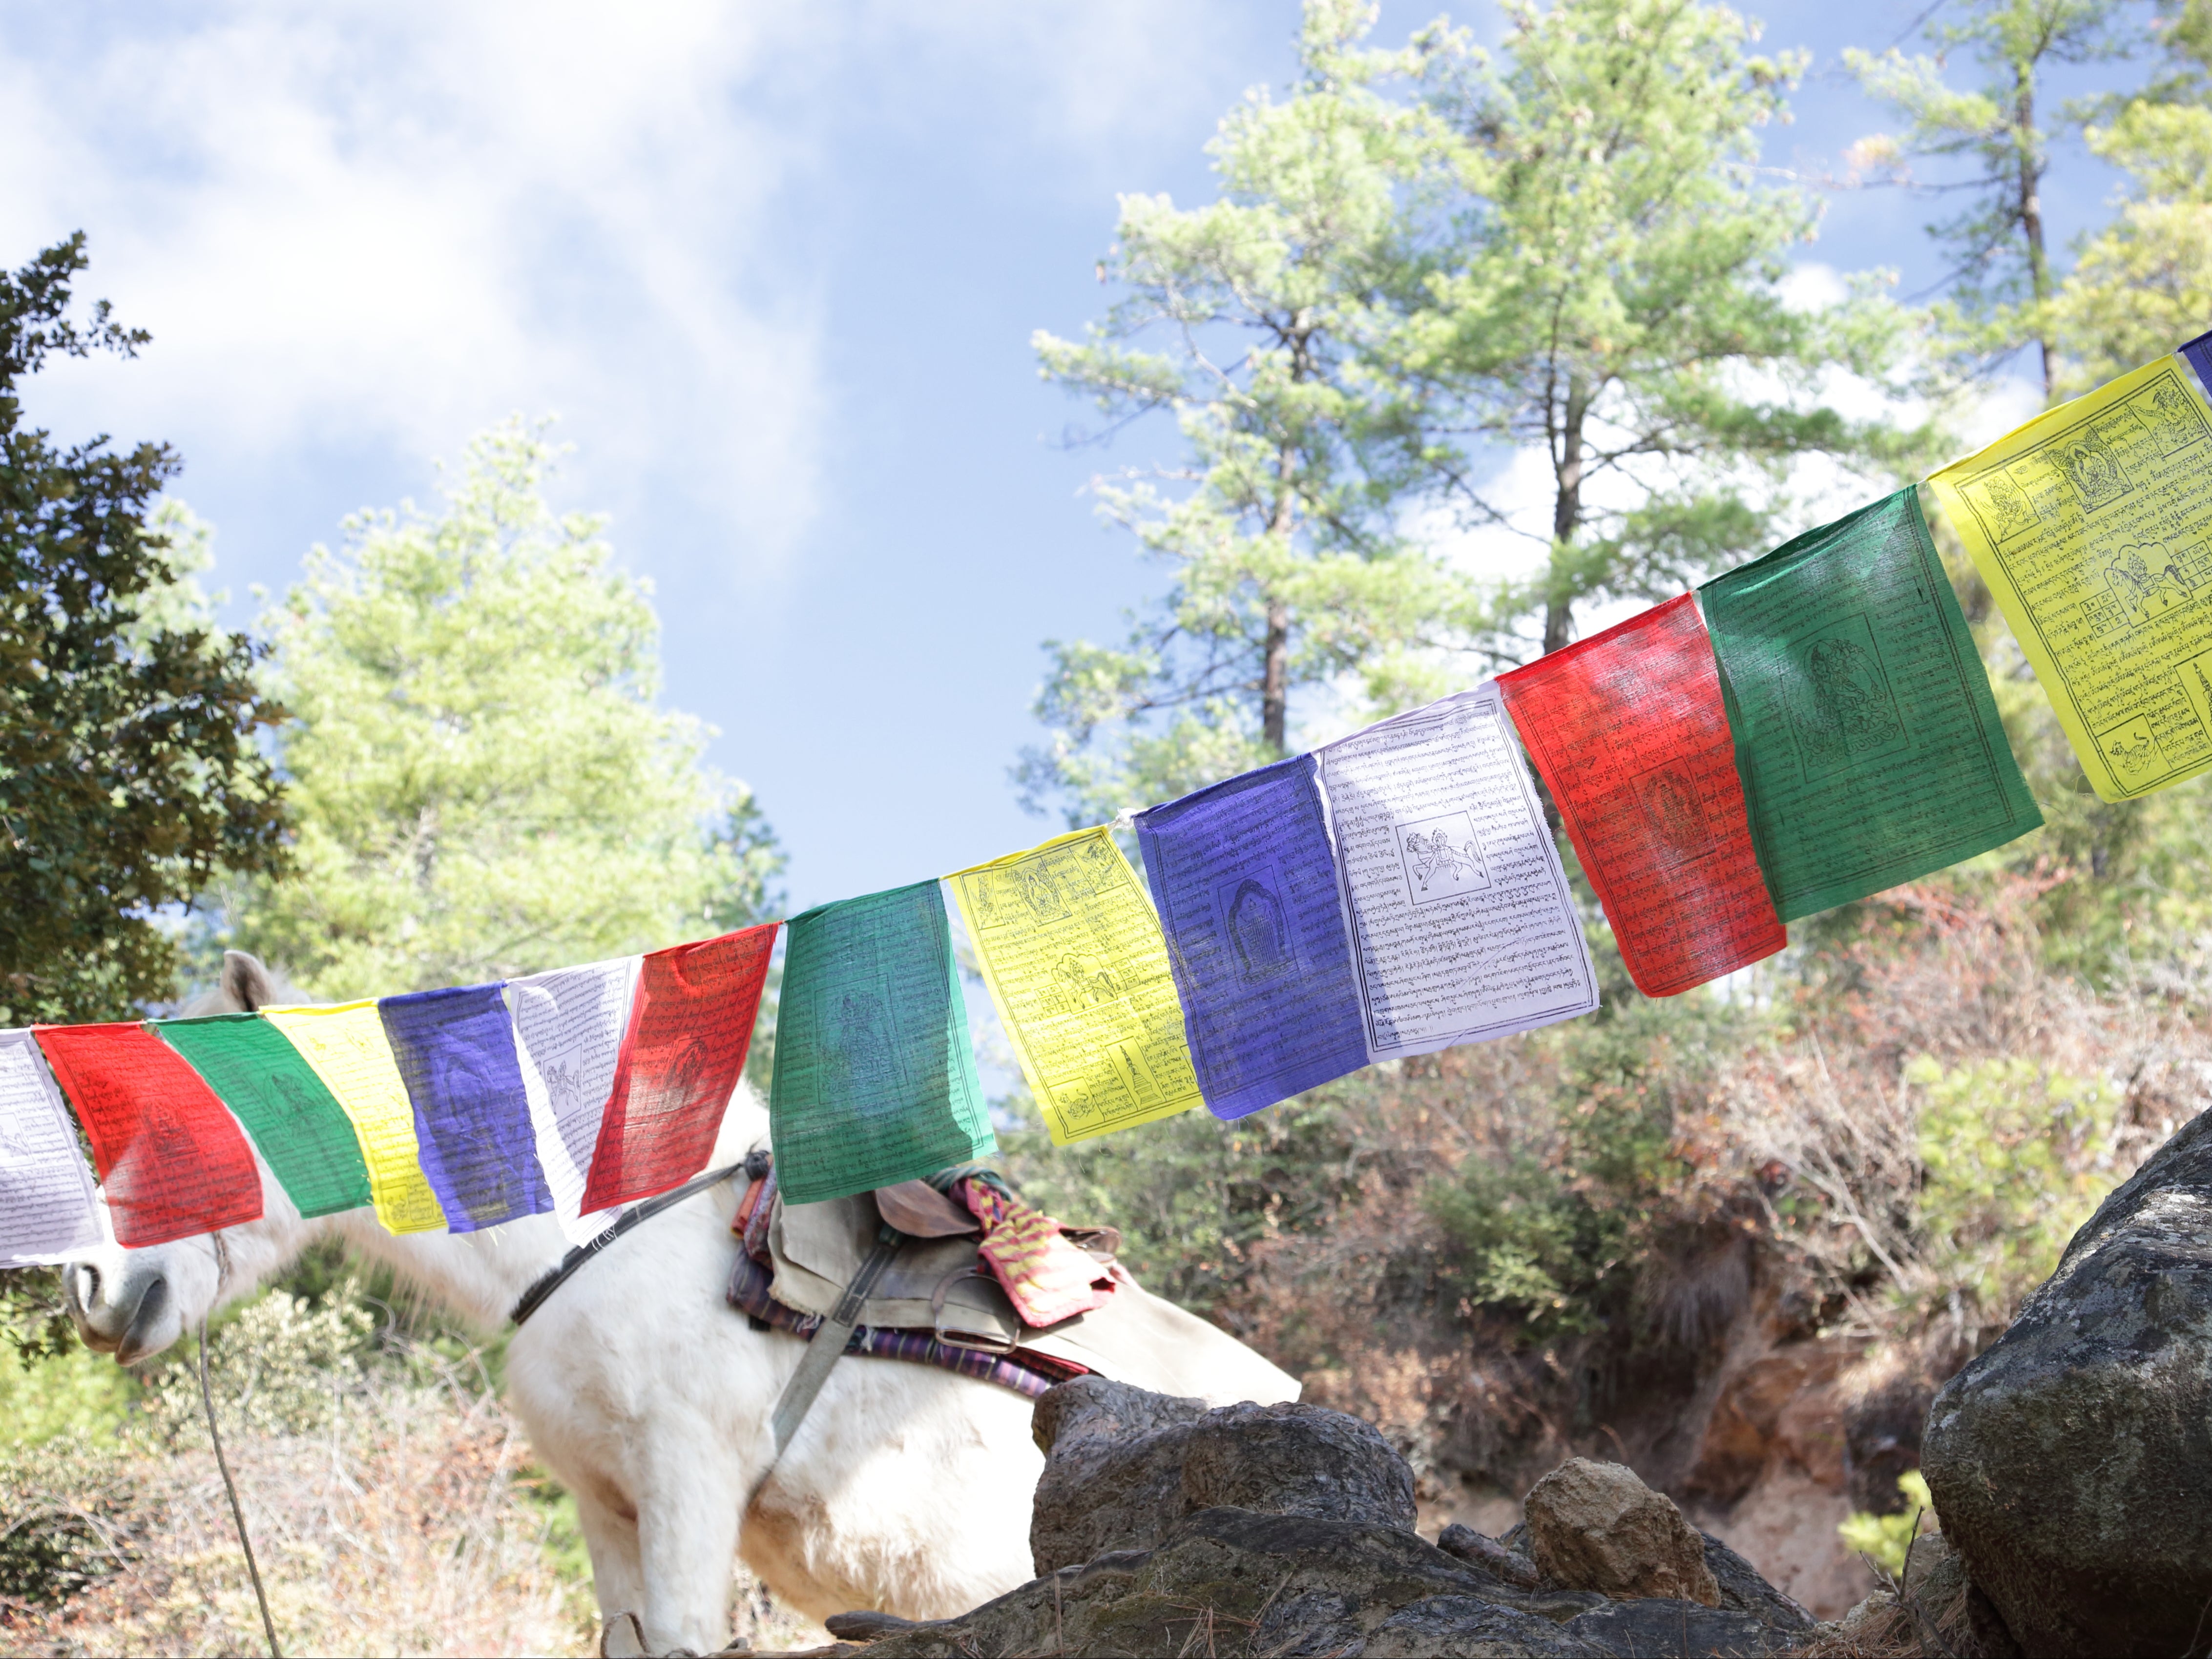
[34,1023,265,1246]
[1498,594,1785,996]
[580,924,778,1213]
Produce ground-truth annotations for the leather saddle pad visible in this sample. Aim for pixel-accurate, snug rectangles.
[765,1184,1302,1407]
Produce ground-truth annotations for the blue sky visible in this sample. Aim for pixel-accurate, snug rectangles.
[0,0,2157,913]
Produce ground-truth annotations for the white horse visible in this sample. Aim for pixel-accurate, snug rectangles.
[61,957,1295,1656]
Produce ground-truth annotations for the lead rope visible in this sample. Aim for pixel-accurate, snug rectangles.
[197,1233,281,1658]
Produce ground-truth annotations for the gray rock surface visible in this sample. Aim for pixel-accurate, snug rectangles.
[1525,1458,1722,1607]
[1921,1104,2212,1659]
[1028,1376,1416,1575]
[1437,1521,1542,1588]
[1702,1532,1814,1632]
[1563,1597,1799,1657]
[865,1508,1605,1659]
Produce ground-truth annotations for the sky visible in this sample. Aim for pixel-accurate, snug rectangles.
[0,0,2160,914]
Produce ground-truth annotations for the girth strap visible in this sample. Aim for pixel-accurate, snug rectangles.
[766,1224,907,1455]
[509,1161,747,1328]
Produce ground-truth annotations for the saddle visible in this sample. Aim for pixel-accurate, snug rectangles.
[731,1154,1302,1407]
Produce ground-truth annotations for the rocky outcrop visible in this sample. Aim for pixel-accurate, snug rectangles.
[1921,1106,2212,1659]
[1525,1457,1722,1607]
[842,1380,1828,1658]
[1028,1376,1416,1574]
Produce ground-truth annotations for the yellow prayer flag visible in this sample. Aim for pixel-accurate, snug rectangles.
[1929,353,2212,802]
[948,827,1202,1145]
[262,1003,446,1235]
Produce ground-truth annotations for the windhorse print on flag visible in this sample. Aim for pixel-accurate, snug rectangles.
[0,1029,103,1265]
[580,923,777,1214]
[769,881,994,1205]
[32,1023,264,1247]
[949,827,1204,1145]
[1498,593,1785,996]
[1313,681,1599,1058]
[379,984,551,1233]
[1699,487,2042,921]
[262,1002,448,1235]
[1930,344,2212,802]
[509,955,640,1244]
[1133,755,1367,1120]
[153,1014,374,1220]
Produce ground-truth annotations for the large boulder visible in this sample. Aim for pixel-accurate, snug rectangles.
[1028,1376,1416,1574]
[1524,1457,1722,1607]
[1921,1105,2212,1659]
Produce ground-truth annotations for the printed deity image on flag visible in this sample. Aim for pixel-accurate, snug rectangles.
[1931,345,2212,802]
[1700,488,2042,921]
[1498,593,1785,996]
[951,827,1203,1145]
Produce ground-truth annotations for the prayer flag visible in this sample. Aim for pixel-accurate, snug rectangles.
[1314,682,1600,1056]
[154,1015,373,1220]
[263,1003,448,1235]
[380,984,551,1232]
[580,924,777,1213]
[510,956,640,1244]
[949,828,1203,1145]
[32,1023,263,1247]
[0,1029,103,1265]
[1497,594,1786,996]
[1133,755,1367,1118]
[769,883,994,1204]
[1700,488,2042,920]
[1929,349,2212,802]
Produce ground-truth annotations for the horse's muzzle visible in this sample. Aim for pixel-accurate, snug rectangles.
[67,1261,171,1364]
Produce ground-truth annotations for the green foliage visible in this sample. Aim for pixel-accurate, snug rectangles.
[1838,1470,1936,1576]
[143,1294,376,1447]
[1847,0,2135,395]
[0,1335,138,1448]
[1402,0,1923,656]
[0,1432,144,1606]
[0,234,288,1024]
[1023,2,1469,821]
[218,418,783,996]
[1903,1054,2124,1323]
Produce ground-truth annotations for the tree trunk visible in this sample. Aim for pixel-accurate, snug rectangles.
[2016,67,2053,402]
[1544,387,1587,656]
[1262,598,1289,751]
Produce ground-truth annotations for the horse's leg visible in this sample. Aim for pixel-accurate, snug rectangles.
[633,1441,745,1656]
[573,1487,648,1657]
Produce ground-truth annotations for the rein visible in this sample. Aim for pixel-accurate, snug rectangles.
[510,1161,748,1328]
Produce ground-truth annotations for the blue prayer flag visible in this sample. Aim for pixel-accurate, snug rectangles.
[1134,755,1368,1120]
[379,983,551,1232]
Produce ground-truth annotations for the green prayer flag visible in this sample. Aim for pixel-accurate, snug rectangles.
[1700,487,2042,920]
[154,1014,374,1219]
[769,880,995,1205]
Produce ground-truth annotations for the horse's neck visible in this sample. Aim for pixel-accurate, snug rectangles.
[328,1209,570,1333]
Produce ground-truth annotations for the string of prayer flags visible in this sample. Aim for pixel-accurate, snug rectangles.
[1133,755,1367,1119]
[32,1023,264,1247]
[1314,682,1600,1056]
[1700,488,2043,921]
[263,1003,448,1235]
[950,827,1204,1145]
[580,923,777,1214]
[510,956,640,1244]
[1929,346,2212,802]
[379,985,551,1233]
[1498,594,1786,996]
[0,1030,103,1265]
[154,1015,373,1220]
[769,884,993,1205]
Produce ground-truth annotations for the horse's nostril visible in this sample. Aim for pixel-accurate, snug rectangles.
[68,1263,100,1316]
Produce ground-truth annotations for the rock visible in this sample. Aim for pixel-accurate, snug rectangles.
[1028,1377,1416,1574]
[1438,1522,1542,1588]
[863,1508,1606,1659]
[1525,1458,1722,1608]
[1921,1105,2212,1659]
[1563,1597,1798,1656]
[1701,1532,1814,1632]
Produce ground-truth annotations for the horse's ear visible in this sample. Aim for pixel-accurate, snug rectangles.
[220,951,277,1014]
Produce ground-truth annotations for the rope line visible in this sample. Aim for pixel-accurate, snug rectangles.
[197,1316,282,1659]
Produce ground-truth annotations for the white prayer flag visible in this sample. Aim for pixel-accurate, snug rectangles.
[509,957,641,1245]
[0,1028,103,1266]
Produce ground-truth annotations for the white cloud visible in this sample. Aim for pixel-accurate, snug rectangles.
[0,0,1260,578]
